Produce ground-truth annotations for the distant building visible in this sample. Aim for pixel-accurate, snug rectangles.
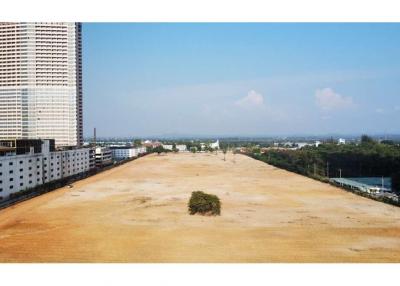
[137,147,146,154]
[210,140,219,149]
[176,145,187,152]
[296,142,309,149]
[95,147,112,167]
[338,138,346,144]
[315,141,322,147]
[142,140,162,149]
[162,145,173,151]
[110,146,138,160]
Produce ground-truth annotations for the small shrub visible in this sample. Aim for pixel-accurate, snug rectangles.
[188,191,221,216]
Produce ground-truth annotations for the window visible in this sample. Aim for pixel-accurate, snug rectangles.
[29,167,32,170]
[10,178,13,181]
[20,183,23,186]
[9,170,13,174]
[29,174,32,177]
[20,176,23,179]
[10,185,13,189]
[29,159,32,163]
[29,180,32,184]
[37,172,40,175]
[19,160,23,164]
[19,169,23,172]
[9,162,13,166]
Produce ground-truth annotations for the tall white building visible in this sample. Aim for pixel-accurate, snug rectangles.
[0,22,83,147]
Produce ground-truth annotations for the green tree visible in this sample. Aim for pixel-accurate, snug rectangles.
[392,171,400,193]
[361,134,374,144]
[153,145,164,155]
[133,139,142,147]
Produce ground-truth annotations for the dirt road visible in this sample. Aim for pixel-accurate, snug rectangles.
[0,152,399,262]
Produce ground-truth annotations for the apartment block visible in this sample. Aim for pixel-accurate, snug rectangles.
[0,139,90,200]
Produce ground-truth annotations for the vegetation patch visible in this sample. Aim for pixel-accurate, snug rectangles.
[188,191,221,216]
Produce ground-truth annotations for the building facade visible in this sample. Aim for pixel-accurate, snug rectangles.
[0,22,83,147]
[111,147,138,160]
[95,147,112,167]
[176,145,187,152]
[0,139,90,200]
[110,146,147,160]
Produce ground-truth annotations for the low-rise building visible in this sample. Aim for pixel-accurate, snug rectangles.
[95,147,113,167]
[110,146,138,160]
[0,139,91,201]
[89,147,96,169]
[338,138,346,144]
[176,145,187,152]
[210,140,219,149]
[162,144,173,151]
[137,146,146,154]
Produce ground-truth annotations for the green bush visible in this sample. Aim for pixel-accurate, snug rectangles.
[188,191,221,216]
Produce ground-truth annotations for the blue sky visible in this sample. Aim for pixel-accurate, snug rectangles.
[83,23,400,137]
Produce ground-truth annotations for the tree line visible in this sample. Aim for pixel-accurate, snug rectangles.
[247,135,400,193]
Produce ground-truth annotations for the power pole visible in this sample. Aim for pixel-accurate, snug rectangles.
[313,163,316,176]
[339,168,342,178]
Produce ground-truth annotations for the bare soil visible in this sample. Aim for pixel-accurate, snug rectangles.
[0,152,399,262]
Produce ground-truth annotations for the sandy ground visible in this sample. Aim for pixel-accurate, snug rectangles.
[0,152,399,262]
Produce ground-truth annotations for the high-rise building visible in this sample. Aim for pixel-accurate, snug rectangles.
[0,22,83,147]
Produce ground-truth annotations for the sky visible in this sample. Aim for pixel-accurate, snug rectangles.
[83,23,400,138]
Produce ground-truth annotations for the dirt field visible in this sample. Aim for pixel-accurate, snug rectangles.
[0,152,399,262]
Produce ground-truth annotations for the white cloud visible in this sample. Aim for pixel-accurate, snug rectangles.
[235,90,264,108]
[394,106,400,111]
[315,88,354,111]
[375,108,384,113]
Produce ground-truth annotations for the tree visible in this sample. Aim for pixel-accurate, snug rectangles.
[190,147,197,154]
[222,147,227,161]
[172,143,178,153]
[392,171,400,193]
[361,134,374,144]
[133,139,142,147]
[188,191,221,216]
[153,145,164,155]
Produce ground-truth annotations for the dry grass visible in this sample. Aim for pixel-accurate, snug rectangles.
[0,152,399,262]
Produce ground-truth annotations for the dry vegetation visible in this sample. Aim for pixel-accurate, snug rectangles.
[0,152,399,262]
